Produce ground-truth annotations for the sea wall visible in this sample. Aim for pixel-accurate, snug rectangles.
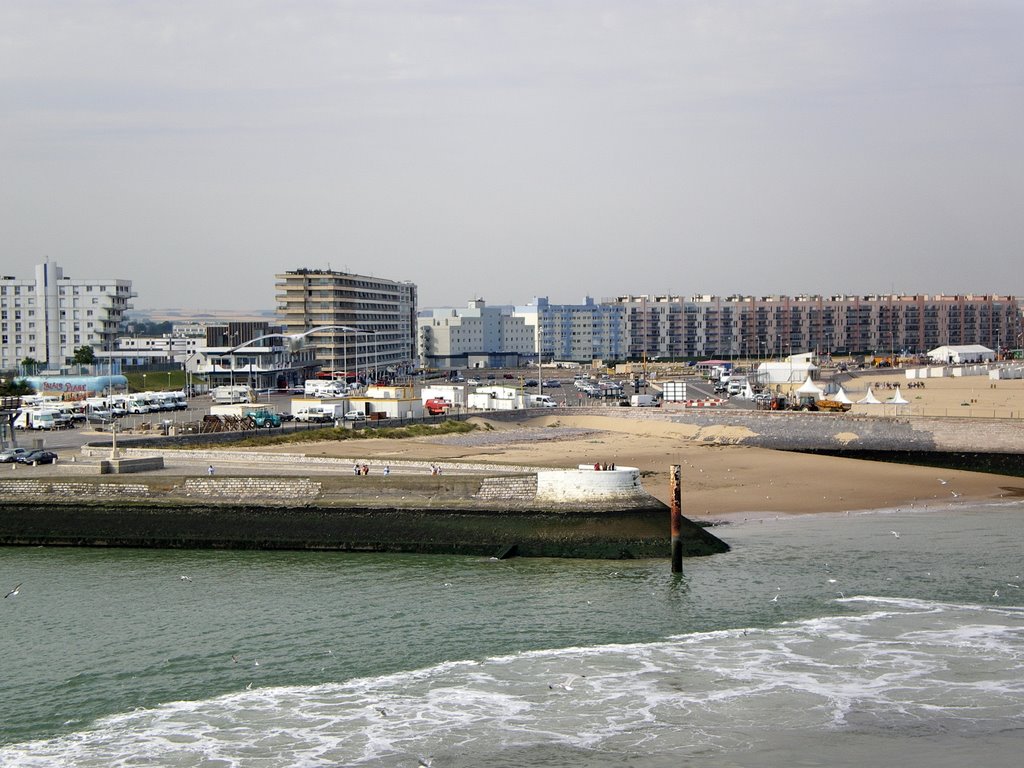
[0,472,729,559]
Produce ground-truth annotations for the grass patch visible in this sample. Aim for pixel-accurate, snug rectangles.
[220,419,478,448]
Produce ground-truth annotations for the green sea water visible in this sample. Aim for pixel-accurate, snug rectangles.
[2,502,1022,766]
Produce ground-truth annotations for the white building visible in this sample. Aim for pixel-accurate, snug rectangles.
[514,296,625,363]
[276,268,418,379]
[927,345,996,364]
[418,299,535,370]
[1,259,135,373]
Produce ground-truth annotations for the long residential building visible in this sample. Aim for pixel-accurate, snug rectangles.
[1,259,135,373]
[275,268,418,377]
[610,294,1023,361]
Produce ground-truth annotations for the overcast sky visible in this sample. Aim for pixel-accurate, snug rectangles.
[2,1,1022,311]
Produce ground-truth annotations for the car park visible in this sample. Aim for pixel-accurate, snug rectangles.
[16,449,58,465]
[0,448,29,463]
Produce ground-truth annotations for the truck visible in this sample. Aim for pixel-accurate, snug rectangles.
[425,398,451,416]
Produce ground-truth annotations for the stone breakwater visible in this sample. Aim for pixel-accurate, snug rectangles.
[0,467,728,560]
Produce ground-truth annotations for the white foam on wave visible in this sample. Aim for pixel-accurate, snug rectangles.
[3,598,1022,767]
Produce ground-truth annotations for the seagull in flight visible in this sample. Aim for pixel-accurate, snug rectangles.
[993,589,1000,598]
[179,575,192,582]
[890,531,901,538]
[938,478,948,485]
[770,593,780,602]
[4,583,22,599]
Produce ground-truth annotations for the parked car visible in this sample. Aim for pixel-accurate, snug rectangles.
[344,410,366,421]
[542,379,562,388]
[524,379,539,388]
[502,373,515,379]
[466,378,481,386]
[0,448,28,463]
[16,449,58,465]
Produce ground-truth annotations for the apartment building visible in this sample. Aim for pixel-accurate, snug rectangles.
[513,297,626,363]
[609,294,1023,361]
[275,268,418,377]
[418,299,536,369]
[0,260,135,373]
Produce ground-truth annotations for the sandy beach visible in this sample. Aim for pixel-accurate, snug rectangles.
[258,367,1023,519]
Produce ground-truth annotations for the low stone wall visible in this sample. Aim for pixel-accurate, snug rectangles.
[183,477,323,500]
[0,479,152,497]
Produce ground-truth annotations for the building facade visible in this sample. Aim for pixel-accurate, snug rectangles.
[514,297,626,363]
[0,260,135,373]
[275,268,418,379]
[608,294,1023,362]
[418,299,535,369]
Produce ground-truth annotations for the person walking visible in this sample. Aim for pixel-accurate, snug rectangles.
[207,465,215,476]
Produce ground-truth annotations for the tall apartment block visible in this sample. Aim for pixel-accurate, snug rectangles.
[418,299,535,369]
[0,260,135,372]
[610,294,1023,361]
[513,297,626,363]
[275,268,418,376]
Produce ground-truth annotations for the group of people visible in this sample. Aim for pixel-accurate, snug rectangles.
[429,464,444,476]
[352,463,391,476]
[592,462,616,471]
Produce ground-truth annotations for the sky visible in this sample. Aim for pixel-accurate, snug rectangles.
[2,1,1022,312]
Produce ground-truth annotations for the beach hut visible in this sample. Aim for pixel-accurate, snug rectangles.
[857,387,881,405]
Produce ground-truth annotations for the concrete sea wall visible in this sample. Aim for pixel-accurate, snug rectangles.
[0,470,729,560]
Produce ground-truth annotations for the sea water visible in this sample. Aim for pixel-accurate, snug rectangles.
[1,502,1022,767]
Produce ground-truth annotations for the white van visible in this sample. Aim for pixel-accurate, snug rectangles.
[529,394,557,408]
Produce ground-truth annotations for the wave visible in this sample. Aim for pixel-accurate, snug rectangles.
[4,597,1024,767]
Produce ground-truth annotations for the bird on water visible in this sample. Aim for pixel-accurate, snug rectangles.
[4,583,21,599]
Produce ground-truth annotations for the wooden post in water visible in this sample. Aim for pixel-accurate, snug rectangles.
[670,464,683,573]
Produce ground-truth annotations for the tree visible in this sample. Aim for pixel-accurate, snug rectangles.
[20,357,40,375]
[0,378,33,397]
[72,345,96,373]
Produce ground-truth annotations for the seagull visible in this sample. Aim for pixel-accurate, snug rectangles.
[890,531,900,538]
[246,682,253,690]
[4,583,22,599]
[231,655,239,664]
[375,707,388,717]
[179,575,192,582]
[993,590,1000,598]
[951,491,962,498]
[770,593,780,602]
[938,478,948,485]
[417,758,433,768]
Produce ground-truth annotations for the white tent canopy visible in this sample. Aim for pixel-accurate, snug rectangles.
[796,376,824,397]
[831,386,853,404]
[857,387,881,404]
[886,387,909,405]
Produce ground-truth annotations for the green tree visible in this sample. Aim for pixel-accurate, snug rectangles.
[72,345,96,373]
[0,378,33,397]
[20,356,40,375]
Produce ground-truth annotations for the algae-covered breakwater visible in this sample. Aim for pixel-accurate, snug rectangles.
[0,472,729,560]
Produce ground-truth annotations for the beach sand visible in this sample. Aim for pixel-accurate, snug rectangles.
[252,370,1024,519]
[279,430,1021,524]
